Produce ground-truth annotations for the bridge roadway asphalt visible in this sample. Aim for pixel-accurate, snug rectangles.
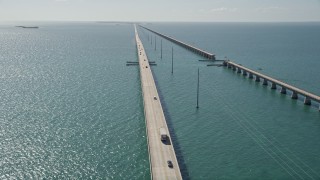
[134,25,182,180]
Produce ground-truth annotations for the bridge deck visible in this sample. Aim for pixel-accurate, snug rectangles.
[135,25,182,180]
[227,61,320,103]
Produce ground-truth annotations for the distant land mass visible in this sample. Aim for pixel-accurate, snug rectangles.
[16,26,39,29]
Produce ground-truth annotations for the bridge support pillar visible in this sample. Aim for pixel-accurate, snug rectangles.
[304,97,311,105]
[223,61,227,66]
[242,71,247,76]
[237,68,241,73]
[291,91,298,99]
[255,76,260,82]
[280,87,287,94]
[271,83,277,90]
[227,64,232,68]
[249,73,253,79]
[232,66,236,71]
[262,79,268,86]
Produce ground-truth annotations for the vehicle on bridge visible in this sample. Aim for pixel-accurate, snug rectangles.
[160,127,167,141]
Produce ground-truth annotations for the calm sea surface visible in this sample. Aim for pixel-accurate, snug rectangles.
[1,22,320,179]
[0,22,150,179]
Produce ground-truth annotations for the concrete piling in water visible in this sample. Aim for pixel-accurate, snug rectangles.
[196,68,200,108]
[271,82,277,89]
[242,70,247,76]
[223,61,228,66]
[160,39,162,59]
[154,36,157,51]
[262,79,268,86]
[291,91,298,99]
[232,66,236,71]
[249,73,254,79]
[237,68,241,73]
[304,97,311,105]
[255,76,260,82]
[171,47,174,74]
[280,87,287,94]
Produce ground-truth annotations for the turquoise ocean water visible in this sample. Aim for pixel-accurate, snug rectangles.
[1,22,320,179]
[0,22,150,179]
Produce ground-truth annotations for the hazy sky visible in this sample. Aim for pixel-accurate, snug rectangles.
[0,0,320,22]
